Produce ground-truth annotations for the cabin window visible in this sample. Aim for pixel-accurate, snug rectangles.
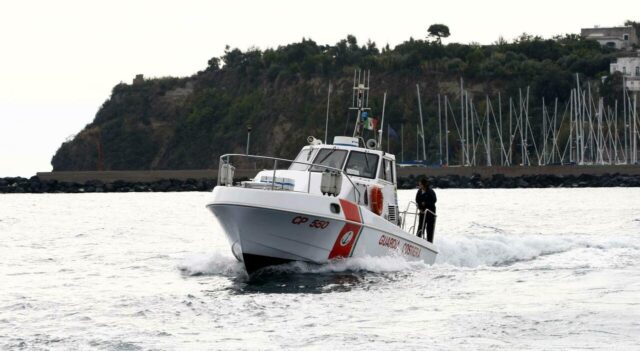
[624,34,629,41]
[379,158,394,183]
[389,160,395,183]
[344,151,379,179]
[636,67,640,76]
[310,149,347,172]
[289,148,314,171]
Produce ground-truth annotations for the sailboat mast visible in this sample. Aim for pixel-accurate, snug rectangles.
[401,123,404,162]
[444,95,449,166]
[438,94,442,165]
[416,84,427,161]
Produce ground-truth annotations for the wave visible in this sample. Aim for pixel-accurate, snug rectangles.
[177,234,639,276]
[436,233,639,267]
[177,252,245,277]
[265,255,427,274]
[177,252,425,277]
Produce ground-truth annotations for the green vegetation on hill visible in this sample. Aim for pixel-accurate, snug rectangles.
[52,28,625,171]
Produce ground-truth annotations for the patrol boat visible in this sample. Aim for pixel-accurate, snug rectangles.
[207,72,438,273]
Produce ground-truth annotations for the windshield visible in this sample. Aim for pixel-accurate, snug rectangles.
[310,149,347,172]
[289,148,314,171]
[345,151,379,179]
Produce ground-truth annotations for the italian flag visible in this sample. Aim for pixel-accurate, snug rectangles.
[364,117,378,131]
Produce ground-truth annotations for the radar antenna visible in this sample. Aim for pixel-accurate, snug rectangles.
[350,69,372,140]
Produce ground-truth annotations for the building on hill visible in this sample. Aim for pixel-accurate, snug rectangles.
[581,26,638,50]
[611,52,640,91]
[133,74,144,85]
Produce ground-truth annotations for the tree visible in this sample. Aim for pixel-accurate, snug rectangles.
[207,57,220,71]
[427,24,450,44]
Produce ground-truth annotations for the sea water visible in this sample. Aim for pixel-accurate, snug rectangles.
[0,188,639,350]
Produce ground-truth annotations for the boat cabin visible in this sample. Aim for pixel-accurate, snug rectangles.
[236,136,400,225]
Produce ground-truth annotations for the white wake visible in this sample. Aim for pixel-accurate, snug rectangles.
[436,233,639,267]
[177,234,639,276]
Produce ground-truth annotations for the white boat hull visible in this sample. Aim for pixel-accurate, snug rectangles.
[207,186,438,273]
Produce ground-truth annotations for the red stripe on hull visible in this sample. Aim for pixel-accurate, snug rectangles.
[328,222,362,259]
[328,199,363,259]
[339,199,361,223]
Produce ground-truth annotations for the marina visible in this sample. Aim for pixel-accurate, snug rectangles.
[409,75,640,167]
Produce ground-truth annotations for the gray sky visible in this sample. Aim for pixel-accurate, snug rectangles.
[1,0,638,176]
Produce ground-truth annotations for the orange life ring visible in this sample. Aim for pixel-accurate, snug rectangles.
[370,186,384,215]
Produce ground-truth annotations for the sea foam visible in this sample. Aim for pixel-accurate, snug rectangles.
[435,233,639,267]
[177,234,639,276]
[177,251,244,276]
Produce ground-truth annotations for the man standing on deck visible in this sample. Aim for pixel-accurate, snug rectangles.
[416,178,437,242]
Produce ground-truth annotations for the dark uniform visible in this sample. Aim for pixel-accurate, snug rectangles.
[416,187,437,242]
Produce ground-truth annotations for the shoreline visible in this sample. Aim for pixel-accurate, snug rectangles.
[2,171,639,193]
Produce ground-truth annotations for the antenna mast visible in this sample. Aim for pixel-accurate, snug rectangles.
[377,92,388,150]
[350,69,372,143]
[324,82,332,144]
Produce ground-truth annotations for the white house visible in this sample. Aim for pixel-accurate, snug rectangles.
[581,26,638,51]
[611,55,640,91]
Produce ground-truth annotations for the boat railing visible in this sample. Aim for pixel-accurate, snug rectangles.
[399,201,436,236]
[217,153,362,203]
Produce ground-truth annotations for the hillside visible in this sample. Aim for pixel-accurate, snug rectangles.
[51,33,620,171]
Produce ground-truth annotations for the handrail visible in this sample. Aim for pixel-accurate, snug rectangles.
[218,153,362,203]
[402,201,437,216]
[399,200,436,235]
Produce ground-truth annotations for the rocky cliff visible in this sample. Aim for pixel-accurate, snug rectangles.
[51,34,615,170]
